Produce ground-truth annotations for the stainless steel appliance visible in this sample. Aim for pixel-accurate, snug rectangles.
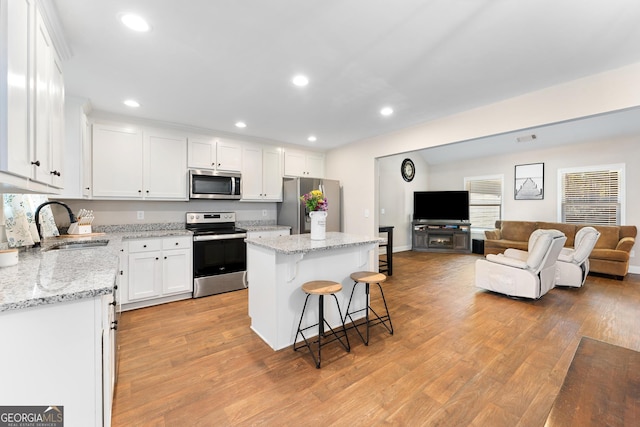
[186,212,247,298]
[277,177,342,234]
[189,169,242,199]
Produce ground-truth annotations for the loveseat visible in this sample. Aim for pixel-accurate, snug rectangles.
[484,220,637,279]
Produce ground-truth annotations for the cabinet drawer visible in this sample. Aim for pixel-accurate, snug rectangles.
[162,236,192,250]
[128,239,162,253]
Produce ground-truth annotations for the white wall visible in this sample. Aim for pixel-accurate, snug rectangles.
[428,136,639,271]
[377,154,428,251]
[326,62,640,270]
[428,136,639,222]
[51,199,278,227]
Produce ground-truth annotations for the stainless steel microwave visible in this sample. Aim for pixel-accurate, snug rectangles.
[189,170,242,199]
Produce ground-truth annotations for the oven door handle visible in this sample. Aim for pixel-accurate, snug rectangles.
[193,233,247,241]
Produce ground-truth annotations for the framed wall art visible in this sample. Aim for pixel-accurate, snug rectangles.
[514,162,544,200]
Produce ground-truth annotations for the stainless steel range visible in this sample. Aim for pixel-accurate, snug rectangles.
[186,212,247,298]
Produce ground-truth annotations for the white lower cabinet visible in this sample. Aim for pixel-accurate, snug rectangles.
[0,293,116,427]
[121,236,193,310]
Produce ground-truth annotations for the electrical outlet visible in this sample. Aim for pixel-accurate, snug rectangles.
[381,208,385,215]
[631,250,636,258]
[262,209,268,217]
[364,209,370,218]
[137,211,144,220]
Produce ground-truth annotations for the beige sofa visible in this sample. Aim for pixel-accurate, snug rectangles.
[484,220,637,279]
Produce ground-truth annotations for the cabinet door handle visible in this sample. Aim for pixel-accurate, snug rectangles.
[138,190,142,193]
[146,190,149,193]
[85,187,90,190]
[164,256,167,260]
[31,160,41,167]
[175,242,179,246]
[155,257,159,260]
[143,244,147,248]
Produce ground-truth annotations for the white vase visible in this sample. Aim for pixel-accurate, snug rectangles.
[309,211,327,240]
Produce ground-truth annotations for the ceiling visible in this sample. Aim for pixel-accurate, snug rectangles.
[52,0,640,151]
[418,107,640,165]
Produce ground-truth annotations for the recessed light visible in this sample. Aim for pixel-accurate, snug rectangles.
[292,75,309,87]
[235,121,247,128]
[120,14,151,32]
[380,107,394,116]
[123,99,140,108]
[307,135,317,142]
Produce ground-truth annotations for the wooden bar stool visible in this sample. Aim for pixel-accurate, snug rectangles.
[344,271,394,345]
[293,280,350,368]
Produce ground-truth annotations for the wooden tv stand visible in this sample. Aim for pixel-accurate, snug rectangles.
[412,221,471,253]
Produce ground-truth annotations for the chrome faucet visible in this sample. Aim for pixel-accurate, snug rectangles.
[34,201,78,246]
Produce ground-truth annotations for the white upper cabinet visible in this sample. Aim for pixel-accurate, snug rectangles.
[188,137,242,172]
[241,144,283,201]
[283,149,324,178]
[60,96,91,199]
[262,146,284,200]
[92,123,144,198]
[217,138,243,171]
[1,0,65,192]
[144,131,187,200]
[92,123,187,200]
[1,0,32,179]
[188,138,215,169]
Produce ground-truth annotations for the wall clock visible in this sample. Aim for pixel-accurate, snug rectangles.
[401,158,415,182]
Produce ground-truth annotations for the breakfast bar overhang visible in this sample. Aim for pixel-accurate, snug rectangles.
[245,232,383,350]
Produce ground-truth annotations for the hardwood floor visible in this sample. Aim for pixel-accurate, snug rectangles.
[111,252,640,426]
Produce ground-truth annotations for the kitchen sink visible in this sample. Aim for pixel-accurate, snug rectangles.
[45,240,110,250]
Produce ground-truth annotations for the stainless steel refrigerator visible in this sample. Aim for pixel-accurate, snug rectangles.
[277,177,342,234]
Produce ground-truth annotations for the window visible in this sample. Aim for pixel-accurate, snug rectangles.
[558,164,625,225]
[464,175,503,229]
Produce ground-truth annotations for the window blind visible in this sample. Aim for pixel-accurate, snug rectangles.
[466,177,502,229]
[561,169,620,225]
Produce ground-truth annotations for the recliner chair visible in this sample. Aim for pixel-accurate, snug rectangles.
[555,227,600,287]
[475,229,567,299]
[502,227,600,288]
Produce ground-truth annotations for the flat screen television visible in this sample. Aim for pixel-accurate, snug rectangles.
[413,191,469,221]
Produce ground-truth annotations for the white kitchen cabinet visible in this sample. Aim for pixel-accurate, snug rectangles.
[188,136,243,171]
[33,9,64,188]
[144,131,188,199]
[92,124,187,200]
[0,0,65,193]
[1,0,32,180]
[60,96,91,198]
[0,293,116,427]
[241,144,283,201]
[283,149,325,178]
[92,123,144,198]
[121,236,193,310]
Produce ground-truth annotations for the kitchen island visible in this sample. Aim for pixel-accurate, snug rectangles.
[245,231,383,350]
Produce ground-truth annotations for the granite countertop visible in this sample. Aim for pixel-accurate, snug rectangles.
[0,229,192,313]
[245,231,383,255]
[244,225,291,232]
